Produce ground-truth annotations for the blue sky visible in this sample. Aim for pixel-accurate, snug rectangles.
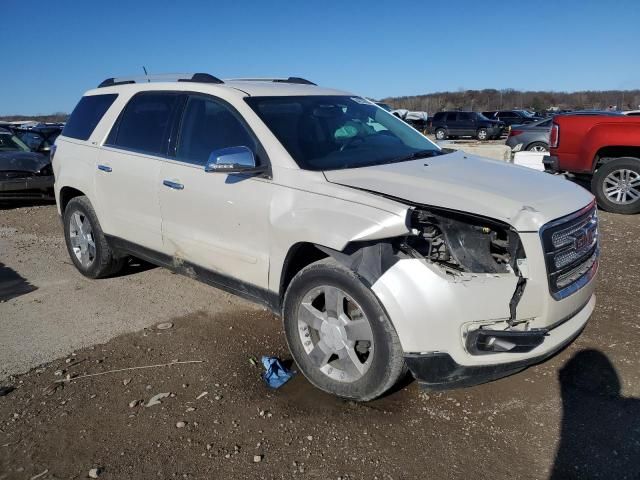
[2,0,639,115]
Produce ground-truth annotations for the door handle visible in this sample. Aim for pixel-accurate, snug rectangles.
[163,180,184,190]
[97,164,112,172]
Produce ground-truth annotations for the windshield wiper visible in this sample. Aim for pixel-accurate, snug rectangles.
[387,149,442,164]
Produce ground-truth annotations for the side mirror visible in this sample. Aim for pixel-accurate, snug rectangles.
[204,146,265,174]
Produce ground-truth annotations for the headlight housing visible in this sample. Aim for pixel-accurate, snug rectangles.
[401,207,524,274]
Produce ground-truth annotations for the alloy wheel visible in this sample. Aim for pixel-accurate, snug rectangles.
[69,211,96,266]
[297,285,374,383]
[529,144,548,152]
[603,169,640,204]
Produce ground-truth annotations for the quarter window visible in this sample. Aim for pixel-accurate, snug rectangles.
[62,94,118,140]
[176,96,256,165]
[110,92,180,156]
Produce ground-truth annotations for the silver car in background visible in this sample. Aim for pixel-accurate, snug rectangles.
[506,117,552,152]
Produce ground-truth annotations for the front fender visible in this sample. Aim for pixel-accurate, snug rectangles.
[267,187,410,292]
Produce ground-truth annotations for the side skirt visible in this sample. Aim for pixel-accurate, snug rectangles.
[106,235,281,314]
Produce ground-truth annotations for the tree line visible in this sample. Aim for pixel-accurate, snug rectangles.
[0,113,68,123]
[383,89,640,114]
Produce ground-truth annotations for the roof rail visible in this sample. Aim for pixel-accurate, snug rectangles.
[227,77,316,86]
[97,73,224,88]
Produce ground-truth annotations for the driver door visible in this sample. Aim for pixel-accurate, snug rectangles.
[158,94,273,290]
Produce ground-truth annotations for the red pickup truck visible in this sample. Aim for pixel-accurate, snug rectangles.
[544,114,640,214]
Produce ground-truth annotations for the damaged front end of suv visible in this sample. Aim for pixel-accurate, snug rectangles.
[318,201,569,389]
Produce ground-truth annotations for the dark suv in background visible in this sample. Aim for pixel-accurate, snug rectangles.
[483,110,542,127]
[429,111,504,141]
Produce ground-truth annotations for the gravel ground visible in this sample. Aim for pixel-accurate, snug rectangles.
[1,202,639,480]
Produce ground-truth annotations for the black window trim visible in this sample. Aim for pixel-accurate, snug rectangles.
[104,90,183,158]
[169,92,272,173]
[103,90,271,176]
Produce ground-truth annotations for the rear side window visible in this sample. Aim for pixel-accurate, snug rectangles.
[445,113,457,122]
[62,94,118,140]
[458,112,472,121]
[176,96,256,165]
[109,92,181,156]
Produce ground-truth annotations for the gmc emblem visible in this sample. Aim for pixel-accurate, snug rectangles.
[574,227,595,250]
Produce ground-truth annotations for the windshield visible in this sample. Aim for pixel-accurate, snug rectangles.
[246,96,441,171]
[0,132,31,152]
[517,110,536,117]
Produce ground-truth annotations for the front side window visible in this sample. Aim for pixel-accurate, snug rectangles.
[246,96,441,171]
[110,92,180,156]
[176,96,256,165]
[63,94,118,140]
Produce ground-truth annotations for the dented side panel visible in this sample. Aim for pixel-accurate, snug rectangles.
[267,182,410,293]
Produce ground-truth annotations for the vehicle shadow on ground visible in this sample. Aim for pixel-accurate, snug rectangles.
[115,257,157,277]
[550,349,640,479]
[0,263,37,301]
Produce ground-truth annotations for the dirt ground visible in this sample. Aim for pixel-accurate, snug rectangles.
[1,203,639,480]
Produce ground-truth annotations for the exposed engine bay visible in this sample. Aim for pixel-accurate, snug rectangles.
[400,206,525,275]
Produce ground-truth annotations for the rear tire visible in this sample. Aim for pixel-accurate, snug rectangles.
[526,141,549,152]
[282,258,405,401]
[476,128,488,141]
[591,157,640,214]
[435,128,447,141]
[63,196,125,278]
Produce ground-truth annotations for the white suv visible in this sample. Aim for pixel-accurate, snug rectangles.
[53,73,599,401]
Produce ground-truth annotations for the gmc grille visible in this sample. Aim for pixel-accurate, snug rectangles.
[540,203,599,300]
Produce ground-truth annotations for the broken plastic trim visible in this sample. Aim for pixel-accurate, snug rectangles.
[316,241,400,286]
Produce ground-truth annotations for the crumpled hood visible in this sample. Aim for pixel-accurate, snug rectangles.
[323,150,594,232]
[0,151,50,173]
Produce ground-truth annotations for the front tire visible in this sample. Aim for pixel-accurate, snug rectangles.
[63,196,125,278]
[476,128,488,141]
[283,259,405,401]
[591,158,640,214]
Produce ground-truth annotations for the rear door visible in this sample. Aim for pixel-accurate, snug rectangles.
[445,112,459,134]
[456,112,475,136]
[158,94,273,290]
[96,91,182,253]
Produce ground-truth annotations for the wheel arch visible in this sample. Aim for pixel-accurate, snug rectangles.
[59,186,86,214]
[278,242,329,307]
[592,146,640,171]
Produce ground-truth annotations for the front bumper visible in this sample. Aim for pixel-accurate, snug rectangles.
[371,241,596,387]
[0,175,54,199]
[404,296,592,389]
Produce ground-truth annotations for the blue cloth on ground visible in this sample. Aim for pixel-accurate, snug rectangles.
[261,356,294,389]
